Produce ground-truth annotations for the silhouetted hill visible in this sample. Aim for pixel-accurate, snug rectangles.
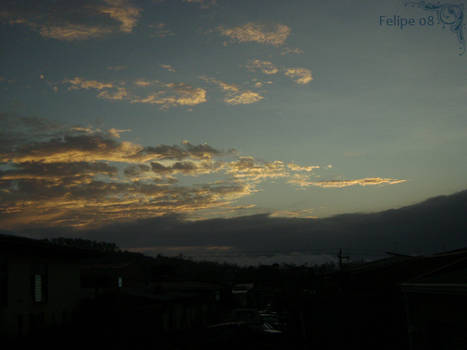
[11,189,467,261]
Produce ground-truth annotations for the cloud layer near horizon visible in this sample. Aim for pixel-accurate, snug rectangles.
[0,113,406,230]
[19,189,467,266]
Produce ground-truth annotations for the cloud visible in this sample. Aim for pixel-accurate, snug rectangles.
[144,140,225,160]
[132,83,207,109]
[0,179,255,229]
[0,118,252,229]
[201,77,263,105]
[244,59,312,87]
[287,163,320,172]
[246,59,279,75]
[0,133,228,165]
[218,23,291,46]
[284,67,313,84]
[226,156,287,182]
[134,79,153,87]
[0,0,141,41]
[108,128,131,138]
[200,76,239,92]
[150,160,222,177]
[160,64,176,72]
[281,47,304,55]
[269,209,316,219]
[148,22,175,38]
[224,91,264,105]
[97,87,128,100]
[0,161,117,182]
[64,77,114,90]
[0,135,142,164]
[98,0,141,33]
[24,190,467,265]
[61,77,206,109]
[0,115,408,230]
[289,176,407,188]
[38,24,113,41]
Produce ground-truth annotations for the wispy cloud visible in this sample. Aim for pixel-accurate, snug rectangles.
[201,76,263,105]
[226,157,287,182]
[281,47,304,55]
[0,0,141,41]
[161,64,176,72]
[245,59,312,85]
[131,83,207,109]
[107,128,130,138]
[39,24,113,41]
[98,0,141,33]
[61,77,206,109]
[289,176,407,188]
[246,59,279,75]
[64,77,114,90]
[148,22,175,38]
[97,87,128,100]
[284,67,313,84]
[0,114,407,229]
[218,22,291,46]
[224,91,263,105]
[287,163,320,172]
[270,208,316,219]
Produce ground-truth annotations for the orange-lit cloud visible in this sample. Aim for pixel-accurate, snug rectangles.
[246,59,279,75]
[224,91,264,105]
[201,77,263,105]
[64,77,114,90]
[284,67,313,84]
[218,22,291,46]
[134,79,153,87]
[98,0,141,33]
[39,24,113,41]
[244,59,312,87]
[97,87,128,100]
[226,156,287,182]
[270,208,316,219]
[108,128,131,138]
[287,163,320,172]
[132,83,207,109]
[161,64,176,72]
[61,77,206,109]
[0,0,141,41]
[0,115,407,229]
[289,176,407,188]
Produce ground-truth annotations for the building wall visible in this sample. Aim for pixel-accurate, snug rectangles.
[0,254,81,338]
[405,292,467,350]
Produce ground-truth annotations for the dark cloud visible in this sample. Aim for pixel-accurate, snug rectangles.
[34,189,467,262]
[144,141,225,161]
[0,0,141,41]
[124,164,151,177]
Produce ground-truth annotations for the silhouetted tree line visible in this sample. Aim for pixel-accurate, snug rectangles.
[42,236,339,287]
[43,237,121,252]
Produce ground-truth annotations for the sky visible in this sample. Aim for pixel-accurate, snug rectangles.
[0,0,466,261]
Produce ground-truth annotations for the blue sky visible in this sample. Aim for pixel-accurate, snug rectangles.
[0,0,466,231]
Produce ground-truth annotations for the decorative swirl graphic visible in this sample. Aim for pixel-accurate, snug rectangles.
[406,1,465,55]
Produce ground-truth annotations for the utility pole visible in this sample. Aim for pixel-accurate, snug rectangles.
[337,248,349,270]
